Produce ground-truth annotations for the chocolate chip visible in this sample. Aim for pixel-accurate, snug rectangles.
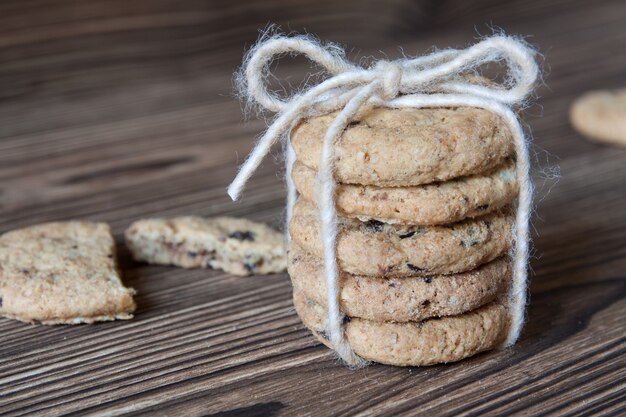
[407,263,424,272]
[388,282,397,288]
[398,231,415,239]
[0,297,3,307]
[318,330,330,341]
[364,220,384,232]
[244,263,256,272]
[346,121,361,128]
[187,251,198,258]
[228,231,255,241]
[477,204,489,210]
[342,316,352,324]
[423,277,432,284]
[483,220,492,229]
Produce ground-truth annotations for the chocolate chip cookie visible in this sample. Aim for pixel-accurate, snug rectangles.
[292,160,518,225]
[293,291,509,366]
[125,216,286,276]
[291,106,514,186]
[289,244,510,322]
[290,198,512,276]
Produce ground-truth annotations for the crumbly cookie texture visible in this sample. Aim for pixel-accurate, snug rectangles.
[0,222,136,325]
[290,198,513,277]
[291,106,514,186]
[125,216,286,276]
[570,88,626,147]
[292,160,518,225]
[293,291,509,366]
[289,244,510,322]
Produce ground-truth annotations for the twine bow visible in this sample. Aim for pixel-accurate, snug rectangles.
[228,34,539,366]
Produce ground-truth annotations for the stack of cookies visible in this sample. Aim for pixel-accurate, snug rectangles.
[287,106,518,366]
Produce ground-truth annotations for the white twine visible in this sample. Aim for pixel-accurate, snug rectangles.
[228,33,538,367]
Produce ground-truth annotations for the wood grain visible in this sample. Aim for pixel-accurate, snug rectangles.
[0,0,625,415]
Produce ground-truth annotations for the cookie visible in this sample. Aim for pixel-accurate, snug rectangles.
[292,160,518,225]
[0,222,136,325]
[125,216,286,276]
[291,106,514,186]
[290,198,512,276]
[570,88,626,147]
[293,291,509,366]
[289,244,510,322]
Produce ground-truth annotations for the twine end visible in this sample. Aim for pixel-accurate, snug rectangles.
[227,184,241,202]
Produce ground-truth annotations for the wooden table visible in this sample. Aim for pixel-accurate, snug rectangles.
[1,1,625,415]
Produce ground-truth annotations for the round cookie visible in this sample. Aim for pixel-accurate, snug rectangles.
[290,106,514,186]
[293,291,509,366]
[292,160,518,225]
[289,244,511,322]
[570,88,626,147]
[290,198,513,276]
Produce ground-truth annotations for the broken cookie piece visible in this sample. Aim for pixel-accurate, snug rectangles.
[125,216,286,276]
[0,221,136,325]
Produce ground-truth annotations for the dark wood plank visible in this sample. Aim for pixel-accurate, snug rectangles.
[0,0,625,415]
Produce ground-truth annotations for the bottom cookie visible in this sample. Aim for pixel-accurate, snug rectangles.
[293,291,509,367]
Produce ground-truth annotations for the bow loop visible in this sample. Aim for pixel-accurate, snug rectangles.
[240,34,538,116]
[449,36,538,104]
[243,36,358,113]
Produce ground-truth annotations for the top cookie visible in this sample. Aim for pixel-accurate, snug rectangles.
[291,106,514,186]
[0,222,136,325]
[125,216,287,276]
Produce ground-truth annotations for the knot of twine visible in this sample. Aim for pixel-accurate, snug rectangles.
[372,60,403,100]
[228,34,539,367]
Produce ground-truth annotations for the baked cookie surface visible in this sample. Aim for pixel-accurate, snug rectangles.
[292,161,518,225]
[293,291,509,366]
[291,106,514,186]
[570,88,626,147]
[290,198,512,276]
[289,244,510,322]
[125,216,286,276]
[0,222,136,325]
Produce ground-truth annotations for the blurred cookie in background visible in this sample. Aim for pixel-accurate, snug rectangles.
[570,88,626,147]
